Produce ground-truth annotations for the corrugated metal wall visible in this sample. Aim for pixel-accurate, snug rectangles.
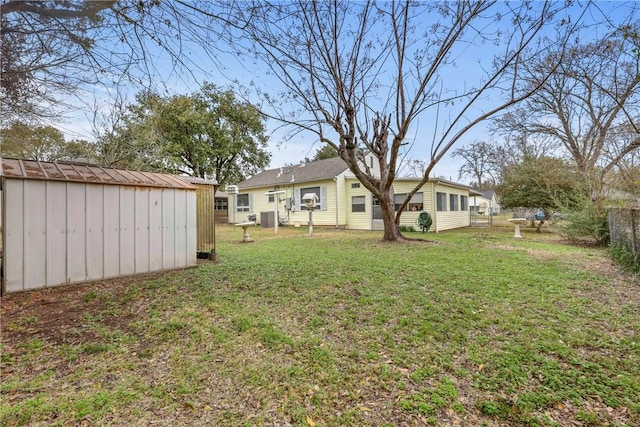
[194,184,215,251]
[2,179,197,293]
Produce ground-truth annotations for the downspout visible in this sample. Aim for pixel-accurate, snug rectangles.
[432,180,438,233]
[334,177,339,229]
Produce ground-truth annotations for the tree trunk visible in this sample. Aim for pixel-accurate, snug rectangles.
[378,191,405,242]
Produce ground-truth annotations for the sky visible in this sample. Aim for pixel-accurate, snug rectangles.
[55,0,634,186]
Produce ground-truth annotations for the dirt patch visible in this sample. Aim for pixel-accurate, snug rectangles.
[1,271,177,347]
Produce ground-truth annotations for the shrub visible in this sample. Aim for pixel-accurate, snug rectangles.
[558,202,609,246]
[400,225,415,232]
[610,243,640,274]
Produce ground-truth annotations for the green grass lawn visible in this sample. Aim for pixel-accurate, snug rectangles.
[1,225,639,426]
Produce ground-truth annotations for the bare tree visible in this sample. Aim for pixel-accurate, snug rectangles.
[604,123,640,198]
[0,1,230,124]
[495,20,640,198]
[1,1,114,121]
[220,0,586,241]
[452,140,505,189]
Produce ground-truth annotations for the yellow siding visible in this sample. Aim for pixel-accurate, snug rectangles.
[345,178,371,230]
[432,183,470,232]
[390,181,435,229]
[236,178,470,232]
[238,178,342,227]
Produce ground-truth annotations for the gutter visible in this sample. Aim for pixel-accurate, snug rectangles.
[334,176,339,228]
[433,179,438,233]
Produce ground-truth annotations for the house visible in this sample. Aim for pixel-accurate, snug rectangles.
[1,158,197,294]
[469,190,501,215]
[214,189,229,223]
[231,155,473,232]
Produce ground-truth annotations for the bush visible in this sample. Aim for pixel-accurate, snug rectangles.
[610,243,640,274]
[400,225,415,232]
[558,202,609,246]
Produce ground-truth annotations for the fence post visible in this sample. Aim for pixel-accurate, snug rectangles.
[631,209,638,258]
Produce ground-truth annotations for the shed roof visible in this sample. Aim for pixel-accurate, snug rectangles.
[179,176,218,186]
[238,157,349,189]
[0,158,196,190]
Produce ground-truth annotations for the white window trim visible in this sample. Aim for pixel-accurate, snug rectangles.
[295,185,327,211]
[236,193,252,212]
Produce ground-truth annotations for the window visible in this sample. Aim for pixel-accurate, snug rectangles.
[236,193,251,212]
[215,199,228,210]
[461,195,468,211]
[299,186,321,210]
[394,193,406,211]
[449,194,459,211]
[352,195,366,212]
[268,194,275,203]
[372,196,382,219]
[409,193,423,211]
[436,192,447,212]
[351,182,360,189]
[394,192,424,211]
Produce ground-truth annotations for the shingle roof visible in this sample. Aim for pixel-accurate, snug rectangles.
[0,157,196,190]
[481,190,495,200]
[238,157,349,189]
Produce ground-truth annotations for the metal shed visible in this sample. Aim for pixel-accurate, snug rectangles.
[0,158,198,294]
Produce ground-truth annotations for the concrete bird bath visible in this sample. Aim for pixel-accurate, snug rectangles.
[236,222,255,243]
[507,218,527,238]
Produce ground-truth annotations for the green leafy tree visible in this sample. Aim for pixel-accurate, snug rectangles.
[497,156,586,231]
[101,84,270,189]
[0,122,95,161]
[312,144,339,161]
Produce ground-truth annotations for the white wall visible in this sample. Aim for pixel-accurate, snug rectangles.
[2,179,196,293]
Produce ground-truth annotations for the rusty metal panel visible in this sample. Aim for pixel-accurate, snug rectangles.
[119,186,135,275]
[149,188,164,272]
[46,181,67,286]
[103,185,120,278]
[22,160,46,180]
[1,158,197,190]
[86,184,105,279]
[24,181,47,290]
[40,162,67,180]
[66,183,87,282]
[100,167,129,185]
[135,187,150,273]
[4,179,24,292]
[56,162,84,182]
[1,158,24,178]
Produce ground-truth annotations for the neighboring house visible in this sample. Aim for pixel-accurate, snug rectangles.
[214,190,229,222]
[469,190,501,215]
[232,155,473,232]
